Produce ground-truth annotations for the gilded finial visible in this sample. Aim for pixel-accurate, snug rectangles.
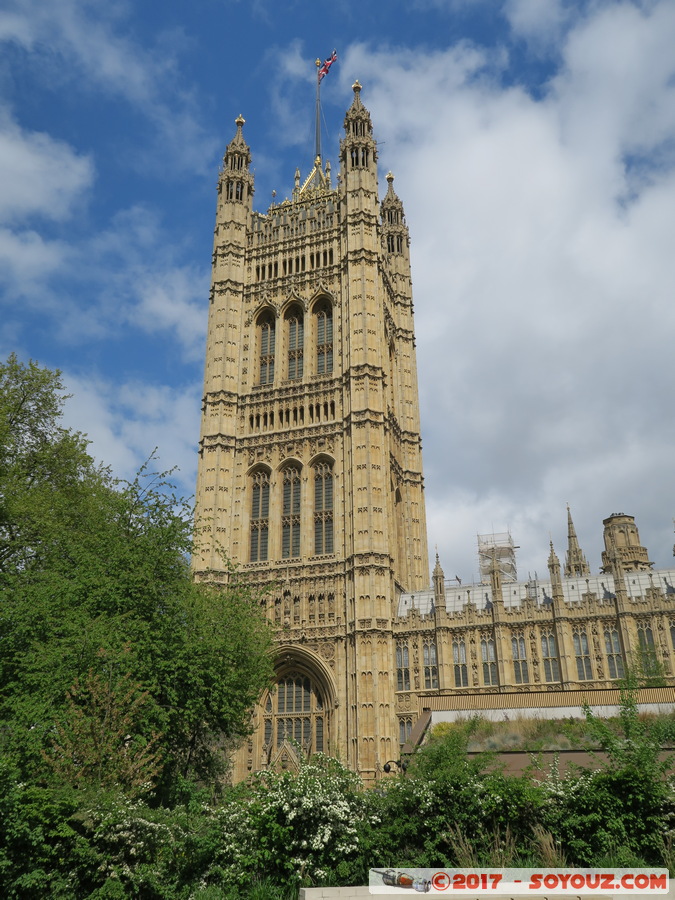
[235,114,245,127]
[352,79,362,93]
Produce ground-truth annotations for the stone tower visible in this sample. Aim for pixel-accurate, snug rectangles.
[601,512,653,573]
[194,83,429,781]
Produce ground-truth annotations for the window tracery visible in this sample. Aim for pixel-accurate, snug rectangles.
[249,468,270,562]
[258,311,275,385]
[281,465,301,559]
[313,461,334,555]
[262,672,327,754]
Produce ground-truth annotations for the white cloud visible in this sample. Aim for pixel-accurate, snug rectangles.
[61,371,201,499]
[0,228,68,290]
[503,0,573,47]
[128,267,208,361]
[0,0,215,174]
[331,1,675,578]
[0,108,92,307]
[0,110,94,224]
[78,205,209,358]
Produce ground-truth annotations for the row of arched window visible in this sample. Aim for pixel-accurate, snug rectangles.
[248,400,335,432]
[256,300,333,386]
[250,461,334,562]
[348,146,370,168]
[225,179,247,201]
[394,624,633,691]
[255,248,335,282]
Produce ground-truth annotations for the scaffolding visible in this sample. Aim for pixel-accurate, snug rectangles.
[478,531,519,584]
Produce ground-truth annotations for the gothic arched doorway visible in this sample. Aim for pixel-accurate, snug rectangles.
[262,670,327,756]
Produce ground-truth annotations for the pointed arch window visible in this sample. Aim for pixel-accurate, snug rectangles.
[423,641,438,689]
[315,300,333,374]
[258,311,275,385]
[396,644,410,691]
[262,672,327,754]
[481,637,498,686]
[453,639,468,687]
[541,632,560,683]
[281,465,301,559]
[313,461,333,555]
[511,634,529,684]
[286,305,304,379]
[604,627,624,679]
[249,469,270,562]
[637,622,659,678]
[573,629,593,680]
[399,716,413,746]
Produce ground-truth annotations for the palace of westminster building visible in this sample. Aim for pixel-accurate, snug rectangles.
[193,83,675,781]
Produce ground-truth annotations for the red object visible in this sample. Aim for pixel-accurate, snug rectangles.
[318,49,337,81]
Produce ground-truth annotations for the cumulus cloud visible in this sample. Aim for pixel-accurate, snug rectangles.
[328,1,675,578]
[0,107,92,307]
[0,0,215,173]
[503,0,574,47]
[80,206,208,358]
[0,111,94,224]
[61,371,201,499]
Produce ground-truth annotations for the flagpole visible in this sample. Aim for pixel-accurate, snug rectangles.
[315,58,322,163]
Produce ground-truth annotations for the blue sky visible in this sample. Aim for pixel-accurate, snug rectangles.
[2,0,675,581]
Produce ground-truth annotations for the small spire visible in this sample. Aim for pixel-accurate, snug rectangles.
[229,114,247,147]
[348,79,364,112]
[564,504,590,577]
[432,551,445,606]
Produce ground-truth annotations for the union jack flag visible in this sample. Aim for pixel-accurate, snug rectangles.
[318,49,338,82]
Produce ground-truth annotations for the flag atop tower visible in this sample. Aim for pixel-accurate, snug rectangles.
[318,49,337,81]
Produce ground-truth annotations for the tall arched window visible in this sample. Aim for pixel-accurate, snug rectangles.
[315,300,333,374]
[541,632,560,682]
[396,644,410,691]
[286,305,304,379]
[604,627,624,679]
[423,641,438,689]
[262,672,327,754]
[258,311,275,385]
[281,465,301,558]
[481,637,498,685]
[573,629,593,680]
[313,461,333,555]
[511,633,529,684]
[453,639,468,687]
[250,469,270,562]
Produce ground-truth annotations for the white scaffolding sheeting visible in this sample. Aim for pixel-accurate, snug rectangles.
[478,531,518,584]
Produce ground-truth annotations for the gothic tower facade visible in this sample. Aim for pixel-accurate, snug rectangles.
[194,83,429,781]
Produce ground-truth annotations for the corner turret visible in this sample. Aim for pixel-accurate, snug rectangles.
[218,114,254,217]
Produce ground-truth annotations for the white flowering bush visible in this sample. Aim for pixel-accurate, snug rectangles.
[202,754,373,890]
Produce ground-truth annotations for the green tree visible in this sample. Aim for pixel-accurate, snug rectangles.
[0,354,275,794]
[541,685,672,865]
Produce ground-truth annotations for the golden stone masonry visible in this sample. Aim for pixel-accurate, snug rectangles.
[193,85,675,782]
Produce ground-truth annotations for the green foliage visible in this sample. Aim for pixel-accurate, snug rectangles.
[43,667,163,797]
[0,355,275,795]
[202,755,371,891]
[369,726,544,869]
[539,685,674,865]
[4,353,675,893]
